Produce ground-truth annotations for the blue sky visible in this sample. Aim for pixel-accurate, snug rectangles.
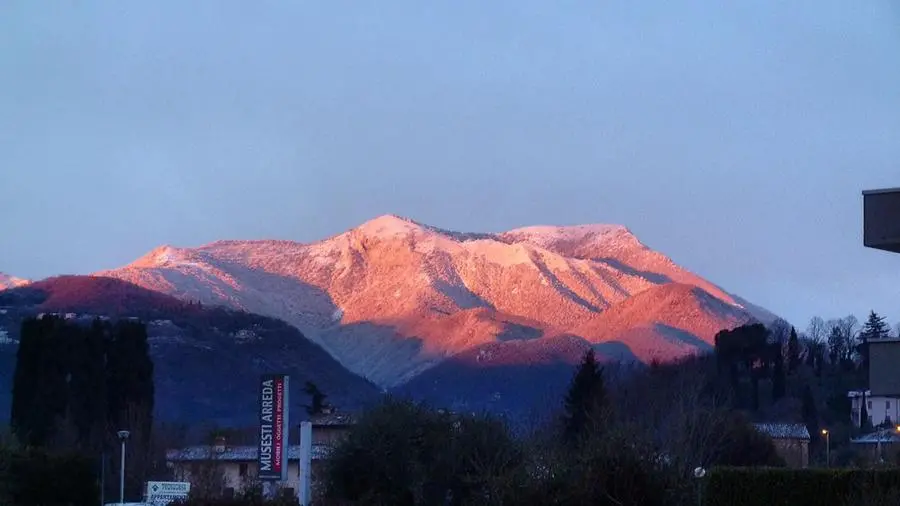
[1,1,899,327]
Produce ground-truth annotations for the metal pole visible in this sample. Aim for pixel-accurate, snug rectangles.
[100,452,105,506]
[826,433,830,468]
[120,438,126,505]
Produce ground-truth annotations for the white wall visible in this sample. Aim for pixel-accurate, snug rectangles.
[850,394,900,427]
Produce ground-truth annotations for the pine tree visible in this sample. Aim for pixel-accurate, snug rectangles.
[787,327,800,373]
[563,348,607,443]
[859,311,889,374]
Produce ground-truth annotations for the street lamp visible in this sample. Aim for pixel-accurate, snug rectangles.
[821,429,830,467]
[117,430,130,506]
[693,467,706,506]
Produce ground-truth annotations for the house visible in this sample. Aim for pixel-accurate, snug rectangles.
[166,410,355,498]
[752,423,810,468]
[848,338,900,428]
[850,427,900,464]
[848,390,900,428]
[166,439,333,497]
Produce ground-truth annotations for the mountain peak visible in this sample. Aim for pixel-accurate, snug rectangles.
[0,272,30,290]
[354,214,425,237]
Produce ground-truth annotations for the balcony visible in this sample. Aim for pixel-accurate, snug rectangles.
[863,187,900,254]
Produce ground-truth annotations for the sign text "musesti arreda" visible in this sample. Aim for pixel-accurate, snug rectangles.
[258,374,289,481]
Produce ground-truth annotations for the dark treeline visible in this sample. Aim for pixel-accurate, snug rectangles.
[7,314,156,502]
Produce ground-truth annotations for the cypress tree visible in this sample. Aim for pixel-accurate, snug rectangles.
[106,320,154,440]
[860,391,871,431]
[787,327,800,373]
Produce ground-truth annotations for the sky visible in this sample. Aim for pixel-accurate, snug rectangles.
[1,1,899,327]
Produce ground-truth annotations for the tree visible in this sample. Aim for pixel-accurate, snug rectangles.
[771,341,786,401]
[322,398,526,505]
[10,316,155,501]
[11,316,71,447]
[859,311,890,374]
[827,324,845,366]
[861,391,871,431]
[807,316,827,344]
[787,327,800,373]
[562,349,608,443]
[801,386,819,442]
[303,381,329,417]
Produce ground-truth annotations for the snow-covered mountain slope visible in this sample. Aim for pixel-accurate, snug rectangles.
[0,273,29,290]
[98,214,767,387]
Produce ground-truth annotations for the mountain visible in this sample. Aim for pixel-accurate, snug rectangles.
[98,215,766,389]
[0,273,28,290]
[0,276,380,425]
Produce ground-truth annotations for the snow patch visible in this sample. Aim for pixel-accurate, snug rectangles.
[0,329,14,344]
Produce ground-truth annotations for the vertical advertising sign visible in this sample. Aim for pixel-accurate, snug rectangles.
[258,374,290,481]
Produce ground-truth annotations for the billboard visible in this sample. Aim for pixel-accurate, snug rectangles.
[258,374,290,481]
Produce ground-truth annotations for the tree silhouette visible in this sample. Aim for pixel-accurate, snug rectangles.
[303,381,329,416]
[562,348,607,443]
[787,327,800,373]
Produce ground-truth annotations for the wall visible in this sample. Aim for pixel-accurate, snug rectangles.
[771,439,809,469]
[850,394,900,427]
[172,460,311,497]
[312,426,348,445]
[869,341,900,397]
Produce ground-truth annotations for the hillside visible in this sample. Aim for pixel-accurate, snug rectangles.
[97,214,768,387]
[0,276,379,424]
[0,273,28,290]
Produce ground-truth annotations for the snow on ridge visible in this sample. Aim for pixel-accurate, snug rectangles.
[0,272,30,290]
[501,224,631,244]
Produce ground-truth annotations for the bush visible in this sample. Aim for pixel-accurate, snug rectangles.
[0,447,99,506]
[171,484,298,506]
[704,467,900,506]
[320,398,527,506]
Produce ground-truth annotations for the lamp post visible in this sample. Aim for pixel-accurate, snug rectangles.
[693,466,706,506]
[821,429,830,467]
[117,430,130,506]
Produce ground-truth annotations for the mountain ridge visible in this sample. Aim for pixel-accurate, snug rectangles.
[93,214,769,387]
[0,273,29,290]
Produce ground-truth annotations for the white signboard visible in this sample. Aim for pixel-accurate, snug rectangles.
[146,481,190,505]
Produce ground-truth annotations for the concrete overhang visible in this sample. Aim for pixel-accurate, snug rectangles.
[863,187,900,253]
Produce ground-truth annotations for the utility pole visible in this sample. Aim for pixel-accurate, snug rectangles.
[117,430,130,505]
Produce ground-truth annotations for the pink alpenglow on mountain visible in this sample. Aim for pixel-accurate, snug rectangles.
[0,273,29,290]
[98,214,771,387]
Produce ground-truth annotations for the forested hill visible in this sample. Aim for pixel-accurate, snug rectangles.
[0,276,380,425]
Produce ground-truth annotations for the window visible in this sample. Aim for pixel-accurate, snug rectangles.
[239,463,248,477]
[868,400,873,410]
[888,401,892,410]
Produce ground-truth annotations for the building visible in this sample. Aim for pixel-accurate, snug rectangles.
[166,410,355,498]
[166,442,332,497]
[850,427,900,464]
[847,339,900,428]
[862,187,900,253]
[753,423,810,468]
[848,390,899,428]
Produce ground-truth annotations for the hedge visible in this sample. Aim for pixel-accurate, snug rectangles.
[0,447,99,506]
[703,467,900,506]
